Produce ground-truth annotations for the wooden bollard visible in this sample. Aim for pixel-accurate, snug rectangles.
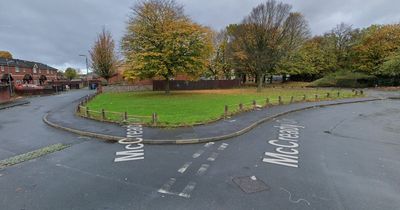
[239,103,243,111]
[290,96,294,103]
[253,100,257,109]
[315,94,318,100]
[224,105,229,117]
[152,113,158,125]
[360,90,364,95]
[101,109,105,120]
[86,107,90,117]
[303,95,306,101]
[327,93,330,98]
[337,92,340,97]
[278,96,282,105]
[124,112,128,121]
[77,105,81,113]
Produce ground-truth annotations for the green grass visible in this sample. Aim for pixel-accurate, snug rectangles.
[85,88,356,126]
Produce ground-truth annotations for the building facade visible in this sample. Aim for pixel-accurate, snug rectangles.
[0,58,58,85]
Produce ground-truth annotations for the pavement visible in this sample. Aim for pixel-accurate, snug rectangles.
[44,91,383,144]
[0,89,400,210]
[0,98,30,110]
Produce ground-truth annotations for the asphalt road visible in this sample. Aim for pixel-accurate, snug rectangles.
[0,90,399,210]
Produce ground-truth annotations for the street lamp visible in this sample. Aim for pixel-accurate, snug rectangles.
[79,54,89,89]
[5,59,13,95]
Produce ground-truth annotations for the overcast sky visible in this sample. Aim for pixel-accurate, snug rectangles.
[1,0,399,71]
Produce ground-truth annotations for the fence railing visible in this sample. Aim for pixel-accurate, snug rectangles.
[76,90,363,126]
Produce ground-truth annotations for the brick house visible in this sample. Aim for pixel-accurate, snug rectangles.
[0,58,58,86]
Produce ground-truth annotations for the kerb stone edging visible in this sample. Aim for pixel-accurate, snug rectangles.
[0,100,30,110]
[42,98,383,145]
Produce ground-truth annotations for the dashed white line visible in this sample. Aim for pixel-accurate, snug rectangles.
[217,143,229,151]
[158,178,176,194]
[204,142,215,148]
[196,164,210,176]
[178,182,196,198]
[207,152,219,162]
[178,162,192,174]
[192,149,205,159]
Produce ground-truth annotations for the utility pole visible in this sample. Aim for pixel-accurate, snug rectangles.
[79,54,89,89]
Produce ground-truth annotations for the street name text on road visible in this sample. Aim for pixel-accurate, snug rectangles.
[263,119,304,168]
[114,124,144,162]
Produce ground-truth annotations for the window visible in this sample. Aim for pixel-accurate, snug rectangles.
[15,66,20,73]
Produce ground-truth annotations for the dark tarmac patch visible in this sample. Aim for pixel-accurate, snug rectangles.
[233,176,269,194]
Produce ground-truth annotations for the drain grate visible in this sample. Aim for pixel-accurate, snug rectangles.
[233,176,269,194]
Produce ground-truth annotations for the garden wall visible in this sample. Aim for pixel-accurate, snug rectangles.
[153,79,241,91]
[0,85,11,104]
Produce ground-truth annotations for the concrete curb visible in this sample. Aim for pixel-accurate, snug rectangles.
[43,98,383,145]
[0,100,30,110]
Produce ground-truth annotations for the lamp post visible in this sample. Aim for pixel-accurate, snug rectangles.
[79,54,89,89]
[5,59,13,95]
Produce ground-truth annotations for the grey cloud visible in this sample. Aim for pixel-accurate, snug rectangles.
[0,0,399,70]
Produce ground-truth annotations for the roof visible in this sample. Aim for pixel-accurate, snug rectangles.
[0,58,58,71]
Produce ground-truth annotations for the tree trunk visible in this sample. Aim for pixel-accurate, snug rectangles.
[165,77,170,95]
[257,72,263,92]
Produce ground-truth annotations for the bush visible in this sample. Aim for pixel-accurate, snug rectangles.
[310,70,376,88]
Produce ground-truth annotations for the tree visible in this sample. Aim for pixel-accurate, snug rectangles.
[353,24,400,75]
[90,28,118,84]
[64,68,78,80]
[208,30,232,79]
[379,50,400,77]
[0,51,13,59]
[122,0,213,94]
[229,0,310,91]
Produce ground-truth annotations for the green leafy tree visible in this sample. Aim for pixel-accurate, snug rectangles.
[229,0,310,91]
[208,30,232,80]
[64,68,78,80]
[90,28,119,84]
[379,50,400,77]
[122,0,213,94]
[0,51,13,59]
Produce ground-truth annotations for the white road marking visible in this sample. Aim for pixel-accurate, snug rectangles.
[192,149,205,159]
[204,142,215,148]
[196,164,210,176]
[217,143,229,151]
[207,152,219,162]
[179,182,196,198]
[178,162,192,174]
[158,178,176,194]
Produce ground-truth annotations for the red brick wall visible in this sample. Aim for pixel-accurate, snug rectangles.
[0,65,57,85]
[0,85,11,104]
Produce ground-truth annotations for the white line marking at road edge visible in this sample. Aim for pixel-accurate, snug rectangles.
[196,164,210,176]
[217,143,229,151]
[207,152,219,162]
[158,178,176,194]
[192,149,205,159]
[178,162,192,174]
[179,182,196,198]
[204,142,215,148]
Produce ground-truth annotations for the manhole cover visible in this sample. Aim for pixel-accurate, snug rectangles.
[233,176,269,194]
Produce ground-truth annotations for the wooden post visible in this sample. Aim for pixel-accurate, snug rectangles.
[315,94,318,101]
[101,109,105,120]
[290,96,294,103]
[86,107,90,117]
[278,96,282,105]
[327,93,330,98]
[337,92,340,97]
[253,100,257,109]
[266,98,270,106]
[77,105,81,113]
[303,94,306,101]
[239,103,243,111]
[360,90,364,95]
[152,113,157,125]
[224,105,229,117]
[124,112,128,121]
